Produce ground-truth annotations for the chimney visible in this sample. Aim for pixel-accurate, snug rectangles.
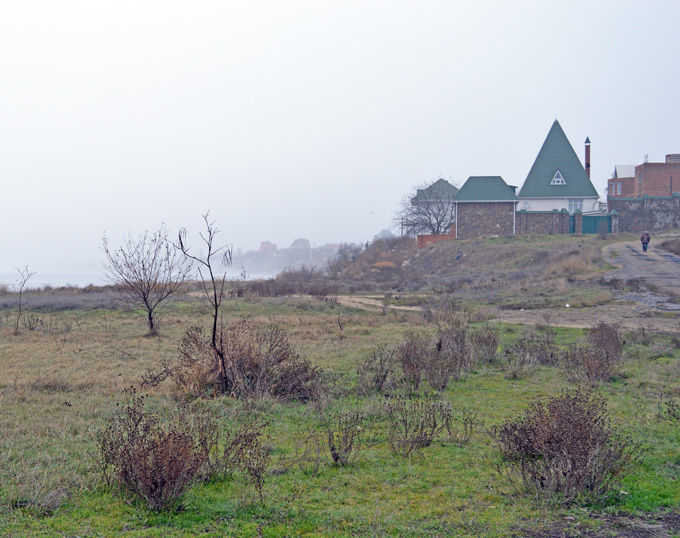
[585,137,591,179]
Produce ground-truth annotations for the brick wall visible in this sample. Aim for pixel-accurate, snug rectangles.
[516,210,570,235]
[456,202,515,239]
[634,162,680,197]
[608,195,680,231]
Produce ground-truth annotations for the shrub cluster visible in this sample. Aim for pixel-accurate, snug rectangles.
[494,389,642,505]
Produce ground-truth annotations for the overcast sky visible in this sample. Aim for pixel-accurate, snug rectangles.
[1,0,679,278]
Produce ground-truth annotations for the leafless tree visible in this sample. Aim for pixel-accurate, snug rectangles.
[13,265,35,335]
[103,225,192,334]
[176,212,232,394]
[395,179,458,236]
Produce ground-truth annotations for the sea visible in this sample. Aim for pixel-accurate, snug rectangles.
[0,271,273,290]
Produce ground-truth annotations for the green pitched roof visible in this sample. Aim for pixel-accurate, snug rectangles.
[411,178,459,203]
[454,176,518,202]
[518,120,599,199]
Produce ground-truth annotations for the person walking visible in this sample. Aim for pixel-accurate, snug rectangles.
[640,231,651,252]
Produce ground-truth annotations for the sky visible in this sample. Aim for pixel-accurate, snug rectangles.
[1,0,679,279]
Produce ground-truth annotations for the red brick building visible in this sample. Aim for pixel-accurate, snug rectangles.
[607,165,636,198]
[633,155,680,197]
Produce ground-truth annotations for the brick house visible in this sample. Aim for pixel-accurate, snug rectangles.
[607,165,636,198]
[631,155,680,198]
[454,176,519,239]
[518,120,600,214]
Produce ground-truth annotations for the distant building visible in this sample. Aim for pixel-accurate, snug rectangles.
[631,155,680,198]
[607,165,636,198]
[518,120,599,214]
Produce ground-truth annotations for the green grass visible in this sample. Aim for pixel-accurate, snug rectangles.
[1,296,679,537]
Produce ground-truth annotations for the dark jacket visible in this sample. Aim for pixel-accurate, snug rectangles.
[641,233,651,244]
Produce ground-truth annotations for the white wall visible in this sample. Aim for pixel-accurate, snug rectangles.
[518,197,600,213]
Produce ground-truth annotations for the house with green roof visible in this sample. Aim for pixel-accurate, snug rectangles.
[518,120,599,214]
[453,176,518,239]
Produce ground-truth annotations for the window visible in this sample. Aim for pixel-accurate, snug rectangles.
[638,172,643,184]
[568,199,583,214]
[550,170,566,185]
[616,183,621,195]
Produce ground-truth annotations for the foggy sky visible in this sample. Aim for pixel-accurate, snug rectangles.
[2,0,679,277]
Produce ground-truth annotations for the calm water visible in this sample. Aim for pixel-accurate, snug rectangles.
[0,272,107,289]
[0,272,273,289]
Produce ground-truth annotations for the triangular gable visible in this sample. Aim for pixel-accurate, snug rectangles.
[412,178,459,203]
[518,120,599,199]
[454,176,518,202]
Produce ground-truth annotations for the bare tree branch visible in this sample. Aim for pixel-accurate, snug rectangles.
[176,212,233,394]
[13,265,35,335]
[395,179,458,236]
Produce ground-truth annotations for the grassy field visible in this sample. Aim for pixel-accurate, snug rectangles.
[1,284,679,537]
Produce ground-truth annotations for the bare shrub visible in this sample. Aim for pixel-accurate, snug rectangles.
[494,390,642,505]
[660,396,680,423]
[586,322,623,364]
[95,390,211,511]
[469,324,500,364]
[502,346,537,380]
[515,325,559,366]
[394,331,428,390]
[4,465,72,515]
[356,344,399,396]
[320,410,366,466]
[564,341,620,386]
[383,395,452,458]
[221,319,324,401]
[433,321,472,381]
[221,422,271,502]
[145,320,323,402]
[446,406,483,447]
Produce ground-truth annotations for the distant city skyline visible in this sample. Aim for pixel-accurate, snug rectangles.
[2,1,679,275]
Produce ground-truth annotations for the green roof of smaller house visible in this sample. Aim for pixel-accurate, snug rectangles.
[454,176,518,202]
[518,120,599,199]
[411,178,459,202]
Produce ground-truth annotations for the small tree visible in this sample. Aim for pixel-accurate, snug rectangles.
[395,178,458,236]
[176,212,232,394]
[103,225,192,334]
[13,265,35,335]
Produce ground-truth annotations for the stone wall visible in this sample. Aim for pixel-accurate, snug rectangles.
[608,194,680,232]
[516,209,570,235]
[456,202,515,239]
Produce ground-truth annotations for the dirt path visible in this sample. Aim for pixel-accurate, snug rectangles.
[334,239,680,332]
[603,240,680,297]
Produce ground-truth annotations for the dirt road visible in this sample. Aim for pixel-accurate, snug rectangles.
[335,239,680,332]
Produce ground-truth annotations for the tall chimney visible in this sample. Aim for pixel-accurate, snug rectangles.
[585,137,591,179]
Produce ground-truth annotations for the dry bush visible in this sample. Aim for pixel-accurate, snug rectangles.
[494,389,642,505]
[469,324,500,364]
[95,390,212,511]
[564,324,623,386]
[446,406,483,447]
[394,331,428,390]
[4,464,72,515]
[659,238,680,256]
[516,325,559,366]
[145,321,324,402]
[320,410,366,466]
[356,344,399,396]
[383,395,452,458]
[221,319,324,401]
[220,422,271,502]
[587,322,623,364]
[660,396,680,423]
[563,345,617,385]
[544,246,602,276]
[422,322,472,391]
